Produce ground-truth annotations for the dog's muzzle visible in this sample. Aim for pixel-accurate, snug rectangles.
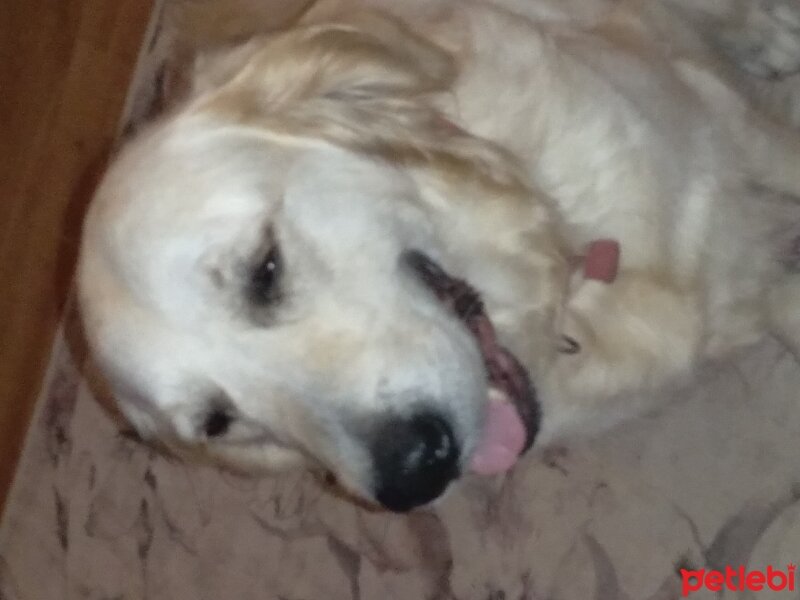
[402,251,540,484]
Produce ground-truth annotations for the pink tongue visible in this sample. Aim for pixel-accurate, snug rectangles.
[469,393,527,476]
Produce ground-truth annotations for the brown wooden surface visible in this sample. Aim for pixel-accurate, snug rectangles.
[0,0,154,513]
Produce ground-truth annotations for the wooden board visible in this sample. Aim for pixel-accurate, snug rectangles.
[0,0,155,512]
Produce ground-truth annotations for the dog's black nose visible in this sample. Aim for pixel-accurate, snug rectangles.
[371,411,460,512]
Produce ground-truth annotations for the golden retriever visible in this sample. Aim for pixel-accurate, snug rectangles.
[77,0,800,511]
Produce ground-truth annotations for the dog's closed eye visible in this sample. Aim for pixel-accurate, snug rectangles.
[194,394,278,445]
[195,392,238,439]
[203,407,234,437]
[248,243,282,306]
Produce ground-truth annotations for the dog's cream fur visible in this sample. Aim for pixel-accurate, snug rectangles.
[78,0,800,503]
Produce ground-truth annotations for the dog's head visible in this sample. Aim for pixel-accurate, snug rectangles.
[78,11,564,511]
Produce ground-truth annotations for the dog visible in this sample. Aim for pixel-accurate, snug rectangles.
[77,0,800,512]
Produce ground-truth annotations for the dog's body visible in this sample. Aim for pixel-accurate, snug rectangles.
[78,0,800,510]
[410,0,800,438]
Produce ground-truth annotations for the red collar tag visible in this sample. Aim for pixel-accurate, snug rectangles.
[582,239,620,283]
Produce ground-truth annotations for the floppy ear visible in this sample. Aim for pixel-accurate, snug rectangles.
[188,10,527,192]
[190,10,455,107]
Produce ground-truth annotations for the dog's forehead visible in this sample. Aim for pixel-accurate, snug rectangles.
[89,124,294,274]
[282,147,431,255]
[111,124,289,220]
[285,147,415,211]
[101,124,424,248]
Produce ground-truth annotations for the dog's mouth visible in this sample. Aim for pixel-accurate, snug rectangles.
[405,251,540,476]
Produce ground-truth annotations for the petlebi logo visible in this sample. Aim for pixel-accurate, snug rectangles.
[680,564,796,596]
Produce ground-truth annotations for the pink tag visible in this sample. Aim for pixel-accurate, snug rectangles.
[583,239,620,283]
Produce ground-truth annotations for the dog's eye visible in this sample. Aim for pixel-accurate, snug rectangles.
[203,408,233,438]
[248,244,282,305]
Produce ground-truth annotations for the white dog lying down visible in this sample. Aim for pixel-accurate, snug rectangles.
[78,0,800,511]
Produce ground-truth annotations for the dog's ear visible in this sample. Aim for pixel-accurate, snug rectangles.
[188,10,527,193]
[190,10,455,107]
